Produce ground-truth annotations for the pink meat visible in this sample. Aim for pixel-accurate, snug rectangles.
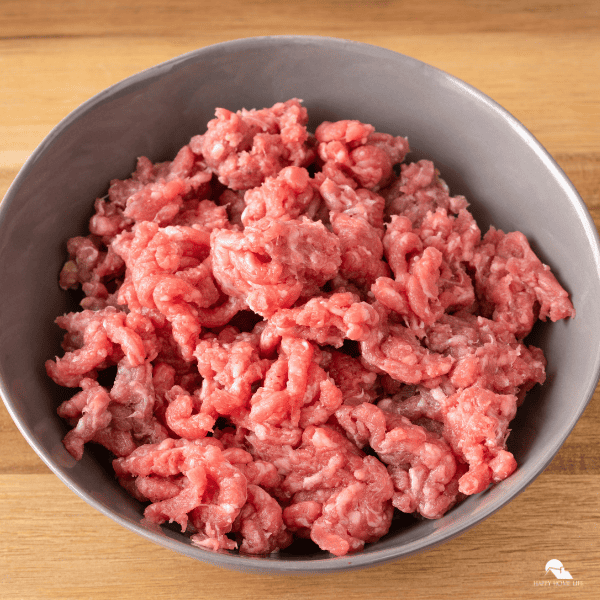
[374,210,480,331]
[90,146,213,240]
[170,199,230,230]
[59,235,124,288]
[244,337,343,430]
[123,178,187,225]
[330,211,390,287]
[191,98,315,190]
[360,303,454,386]
[89,195,132,240]
[232,484,293,554]
[49,99,576,557]
[57,358,171,460]
[73,361,165,459]
[125,150,212,226]
[442,386,520,495]
[470,228,575,338]
[315,120,409,190]
[45,306,149,387]
[113,221,219,359]
[58,234,125,310]
[381,159,468,224]
[379,383,521,495]
[57,378,112,460]
[318,178,386,230]
[325,351,380,406]
[164,385,215,440]
[194,328,272,418]
[221,447,282,490]
[424,314,547,397]
[276,425,394,556]
[210,217,341,317]
[114,438,247,550]
[259,292,380,352]
[376,216,444,329]
[336,402,460,519]
[241,166,321,225]
[416,207,481,264]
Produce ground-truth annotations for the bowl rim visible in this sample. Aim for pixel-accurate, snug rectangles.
[1,34,600,574]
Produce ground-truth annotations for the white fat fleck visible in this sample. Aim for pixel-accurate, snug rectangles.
[353,469,367,482]
[273,458,291,472]
[311,429,336,449]
[254,424,266,440]
[431,387,446,402]
[211,142,226,159]
[349,511,362,525]
[302,471,324,489]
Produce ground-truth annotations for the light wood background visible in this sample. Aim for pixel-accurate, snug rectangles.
[1,1,599,598]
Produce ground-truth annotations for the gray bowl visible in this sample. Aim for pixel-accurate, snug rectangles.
[1,36,599,574]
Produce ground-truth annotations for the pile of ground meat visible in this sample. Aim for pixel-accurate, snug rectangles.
[47,98,575,557]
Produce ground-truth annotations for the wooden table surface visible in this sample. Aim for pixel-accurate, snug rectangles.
[1,1,599,598]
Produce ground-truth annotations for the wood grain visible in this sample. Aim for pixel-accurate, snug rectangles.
[1,1,599,598]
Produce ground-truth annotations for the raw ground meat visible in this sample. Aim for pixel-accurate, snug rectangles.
[210,217,341,318]
[47,98,575,557]
[191,98,315,191]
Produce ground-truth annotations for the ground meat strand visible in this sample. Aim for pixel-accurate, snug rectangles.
[45,307,150,387]
[379,383,521,495]
[113,438,248,550]
[259,292,380,352]
[335,402,460,519]
[241,166,321,226]
[113,222,219,359]
[470,228,576,338]
[424,313,547,397]
[325,351,380,406]
[232,484,293,554]
[274,425,394,556]
[57,378,112,460]
[381,159,468,225]
[315,120,409,190]
[191,99,315,191]
[194,328,272,418]
[360,303,454,386]
[210,217,341,317]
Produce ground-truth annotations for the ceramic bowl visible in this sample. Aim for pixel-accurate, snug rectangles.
[1,36,599,574]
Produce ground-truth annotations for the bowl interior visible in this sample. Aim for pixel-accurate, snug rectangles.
[1,36,599,574]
